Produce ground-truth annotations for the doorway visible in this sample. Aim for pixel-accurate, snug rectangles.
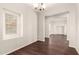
[45,16,67,38]
[45,12,68,49]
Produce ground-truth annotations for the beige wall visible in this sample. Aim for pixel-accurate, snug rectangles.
[0,3,37,54]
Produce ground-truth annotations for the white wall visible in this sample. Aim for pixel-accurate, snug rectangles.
[45,17,67,37]
[76,4,79,54]
[37,12,45,41]
[50,21,66,35]
[45,3,78,53]
[0,3,37,54]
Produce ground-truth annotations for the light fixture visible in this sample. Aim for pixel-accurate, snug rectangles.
[33,3,46,11]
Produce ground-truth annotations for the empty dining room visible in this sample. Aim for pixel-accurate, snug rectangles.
[0,3,79,55]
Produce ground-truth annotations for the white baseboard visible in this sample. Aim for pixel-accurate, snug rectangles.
[70,45,79,54]
[75,47,79,54]
[3,40,37,55]
[3,40,79,55]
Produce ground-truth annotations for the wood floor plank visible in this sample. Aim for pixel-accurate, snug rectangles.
[8,41,78,55]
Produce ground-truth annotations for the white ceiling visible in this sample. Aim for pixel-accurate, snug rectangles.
[28,3,56,9]
[44,3,55,8]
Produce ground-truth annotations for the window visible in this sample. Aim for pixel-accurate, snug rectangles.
[3,8,23,40]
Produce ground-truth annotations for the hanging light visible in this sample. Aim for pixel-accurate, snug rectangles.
[33,3,46,11]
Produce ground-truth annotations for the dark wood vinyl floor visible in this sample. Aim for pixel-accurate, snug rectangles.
[8,41,78,55]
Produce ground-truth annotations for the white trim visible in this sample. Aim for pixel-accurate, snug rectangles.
[2,8,23,40]
[75,46,79,54]
[3,40,37,55]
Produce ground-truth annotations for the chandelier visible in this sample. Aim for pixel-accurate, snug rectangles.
[33,3,46,11]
